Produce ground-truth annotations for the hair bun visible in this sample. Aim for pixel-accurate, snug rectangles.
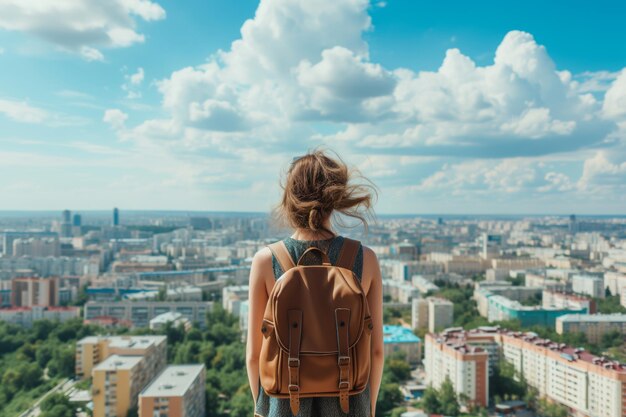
[274,148,377,234]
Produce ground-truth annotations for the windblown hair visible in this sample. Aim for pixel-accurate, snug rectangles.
[273,148,377,236]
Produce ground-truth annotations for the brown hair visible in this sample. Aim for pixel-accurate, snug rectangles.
[273,148,377,236]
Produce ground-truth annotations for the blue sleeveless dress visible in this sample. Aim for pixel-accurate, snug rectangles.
[255,235,372,417]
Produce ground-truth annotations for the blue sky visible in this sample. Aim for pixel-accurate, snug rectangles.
[0,0,625,215]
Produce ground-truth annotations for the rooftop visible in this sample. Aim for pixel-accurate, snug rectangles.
[140,364,204,397]
[432,327,626,372]
[77,335,166,348]
[150,311,189,324]
[94,354,143,371]
[557,313,626,323]
[383,325,421,344]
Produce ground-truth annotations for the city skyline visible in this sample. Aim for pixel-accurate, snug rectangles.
[1,0,625,214]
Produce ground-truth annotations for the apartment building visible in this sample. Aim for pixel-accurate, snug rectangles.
[542,290,596,314]
[11,276,59,307]
[75,335,167,379]
[222,285,248,317]
[605,272,626,296]
[412,297,454,332]
[83,300,213,328]
[139,365,206,417]
[411,275,439,294]
[383,325,422,364]
[486,295,586,327]
[92,355,153,417]
[572,274,605,298]
[425,327,626,417]
[424,332,489,407]
[0,305,79,327]
[149,312,191,331]
[556,314,626,344]
[383,279,420,303]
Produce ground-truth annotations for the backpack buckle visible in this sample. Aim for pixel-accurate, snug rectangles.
[288,358,300,368]
[338,381,349,390]
[338,356,350,366]
[288,384,300,392]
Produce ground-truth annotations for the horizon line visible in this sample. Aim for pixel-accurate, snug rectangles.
[0,209,622,217]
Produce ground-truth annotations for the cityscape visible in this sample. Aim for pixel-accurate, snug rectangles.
[1,0,625,416]
[0,209,624,416]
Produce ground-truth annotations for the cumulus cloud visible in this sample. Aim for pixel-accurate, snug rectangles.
[0,99,48,123]
[578,151,626,190]
[129,67,145,85]
[103,109,129,130]
[296,46,396,121]
[603,69,626,120]
[537,172,575,192]
[0,0,165,60]
[104,0,625,208]
[412,159,540,195]
[122,67,145,98]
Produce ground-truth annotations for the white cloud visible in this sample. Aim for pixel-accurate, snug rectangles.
[296,46,396,121]
[577,151,626,191]
[603,69,626,120]
[0,0,165,60]
[100,0,625,209]
[537,172,575,192]
[412,159,538,195]
[130,67,145,85]
[0,99,48,123]
[103,109,129,130]
[122,67,145,98]
[501,107,576,138]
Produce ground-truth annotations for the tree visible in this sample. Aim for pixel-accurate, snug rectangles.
[40,393,75,417]
[439,376,460,416]
[376,383,403,416]
[385,359,411,384]
[421,385,441,413]
[48,347,75,378]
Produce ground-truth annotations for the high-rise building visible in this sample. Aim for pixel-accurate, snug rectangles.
[75,335,167,379]
[60,209,73,237]
[139,365,206,417]
[481,233,502,260]
[113,207,120,226]
[11,277,59,307]
[72,213,83,236]
[424,332,489,407]
[425,327,626,416]
[569,214,579,234]
[572,274,605,298]
[92,355,152,417]
[412,297,454,333]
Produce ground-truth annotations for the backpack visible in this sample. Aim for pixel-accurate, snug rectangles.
[259,237,373,415]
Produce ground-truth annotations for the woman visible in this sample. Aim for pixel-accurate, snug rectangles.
[246,149,384,417]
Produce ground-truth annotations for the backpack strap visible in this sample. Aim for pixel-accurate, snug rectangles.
[335,308,351,414]
[336,237,360,270]
[288,309,303,415]
[267,241,296,274]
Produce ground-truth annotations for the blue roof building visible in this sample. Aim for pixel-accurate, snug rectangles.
[383,325,422,365]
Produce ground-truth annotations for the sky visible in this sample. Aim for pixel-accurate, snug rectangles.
[0,0,625,215]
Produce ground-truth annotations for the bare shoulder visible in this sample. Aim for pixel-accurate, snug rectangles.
[360,244,380,268]
[252,246,273,266]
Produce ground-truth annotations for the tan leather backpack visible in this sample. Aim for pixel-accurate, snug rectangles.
[259,237,372,415]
